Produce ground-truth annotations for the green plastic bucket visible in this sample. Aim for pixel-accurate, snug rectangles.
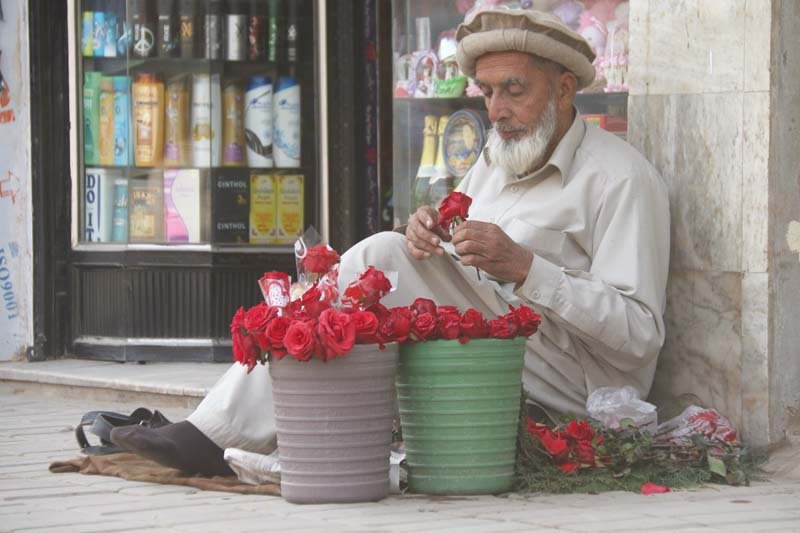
[397,337,526,494]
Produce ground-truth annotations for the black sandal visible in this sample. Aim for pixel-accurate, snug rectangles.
[75,408,172,456]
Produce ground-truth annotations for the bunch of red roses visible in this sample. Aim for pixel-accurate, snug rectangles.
[526,418,605,474]
[231,266,405,372]
[406,298,541,344]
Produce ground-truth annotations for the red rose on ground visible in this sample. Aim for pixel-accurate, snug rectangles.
[557,461,581,474]
[437,191,472,229]
[510,305,542,337]
[316,308,356,361]
[351,310,379,344]
[377,306,412,345]
[284,320,319,362]
[489,316,518,339]
[641,482,670,495]
[565,420,596,442]
[410,297,437,317]
[264,316,292,358]
[300,245,340,274]
[538,428,570,462]
[411,311,438,341]
[572,440,596,466]
[343,266,393,309]
[459,308,489,343]
[436,306,462,340]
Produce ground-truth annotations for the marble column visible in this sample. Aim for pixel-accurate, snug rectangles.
[626,0,799,447]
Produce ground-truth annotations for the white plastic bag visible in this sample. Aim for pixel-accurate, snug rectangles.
[586,386,658,433]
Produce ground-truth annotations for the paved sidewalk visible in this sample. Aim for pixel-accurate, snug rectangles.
[1,362,800,532]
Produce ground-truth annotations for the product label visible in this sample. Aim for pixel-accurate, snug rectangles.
[276,175,303,243]
[250,174,277,244]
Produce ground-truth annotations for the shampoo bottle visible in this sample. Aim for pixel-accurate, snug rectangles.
[273,76,300,168]
[132,73,165,167]
[113,76,132,166]
[83,72,103,166]
[244,76,273,167]
[191,73,222,167]
[164,75,189,166]
[98,78,117,165]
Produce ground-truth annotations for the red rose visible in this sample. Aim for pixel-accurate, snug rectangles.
[572,440,596,466]
[351,310,379,344]
[410,297,437,317]
[233,331,261,373]
[459,308,489,343]
[436,306,462,340]
[244,303,277,333]
[265,316,292,358]
[437,191,472,229]
[557,461,581,474]
[343,266,393,309]
[300,245,341,274]
[411,311,438,341]
[538,428,570,462]
[367,302,391,321]
[284,320,319,362]
[230,306,246,336]
[565,420,595,442]
[508,304,542,337]
[316,308,356,361]
[376,306,412,346]
[244,303,278,350]
[489,316,518,339]
[298,283,331,318]
[641,482,670,495]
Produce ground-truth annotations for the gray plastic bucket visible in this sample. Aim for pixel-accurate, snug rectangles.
[269,342,399,504]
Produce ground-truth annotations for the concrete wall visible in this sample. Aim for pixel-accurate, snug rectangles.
[627,0,799,446]
[769,0,800,441]
[0,0,33,361]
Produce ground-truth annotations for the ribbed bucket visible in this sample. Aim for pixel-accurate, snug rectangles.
[397,337,526,494]
[269,343,399,504]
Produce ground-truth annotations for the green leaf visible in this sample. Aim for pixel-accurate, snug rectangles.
[707,455,727,478]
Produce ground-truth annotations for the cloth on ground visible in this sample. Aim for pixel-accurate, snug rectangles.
[48,452,280,496]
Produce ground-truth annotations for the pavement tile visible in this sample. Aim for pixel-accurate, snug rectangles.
[3,379,800,533]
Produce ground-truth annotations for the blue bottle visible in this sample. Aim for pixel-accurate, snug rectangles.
[93,1,106,57]
[113,76,132,166]
[81,0,95,56]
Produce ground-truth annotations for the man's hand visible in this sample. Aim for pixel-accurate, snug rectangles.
[406,206,452,260]
[452,220,534,284]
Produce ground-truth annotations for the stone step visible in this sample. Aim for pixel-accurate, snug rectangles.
[0,358,226,409]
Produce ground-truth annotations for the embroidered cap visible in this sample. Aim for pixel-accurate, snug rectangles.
[456,9,596,89]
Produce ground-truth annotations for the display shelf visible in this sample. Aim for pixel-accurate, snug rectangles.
[83,56,284,77]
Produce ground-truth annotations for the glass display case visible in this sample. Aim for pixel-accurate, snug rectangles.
[76,0,315,248]
[68,0,321,361]
[388,0,630,227]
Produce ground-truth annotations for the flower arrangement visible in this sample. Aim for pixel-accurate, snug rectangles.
[230,245,542,372]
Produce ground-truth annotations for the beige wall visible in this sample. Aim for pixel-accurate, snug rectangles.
[626,0,799,447]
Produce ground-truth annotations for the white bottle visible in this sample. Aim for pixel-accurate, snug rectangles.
[245,76,274,168]
[273,76,300,168]
[190,73,222,167]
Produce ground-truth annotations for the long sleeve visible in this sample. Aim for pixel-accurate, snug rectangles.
[514,172,670,373]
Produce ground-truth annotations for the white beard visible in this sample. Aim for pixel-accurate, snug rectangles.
[486,96,558,177]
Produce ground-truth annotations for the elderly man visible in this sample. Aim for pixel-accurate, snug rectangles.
[111,9,669,476]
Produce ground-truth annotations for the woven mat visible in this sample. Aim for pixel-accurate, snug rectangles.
[49,453,280,496]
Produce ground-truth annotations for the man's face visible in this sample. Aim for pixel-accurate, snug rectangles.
[474,51,555,141]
